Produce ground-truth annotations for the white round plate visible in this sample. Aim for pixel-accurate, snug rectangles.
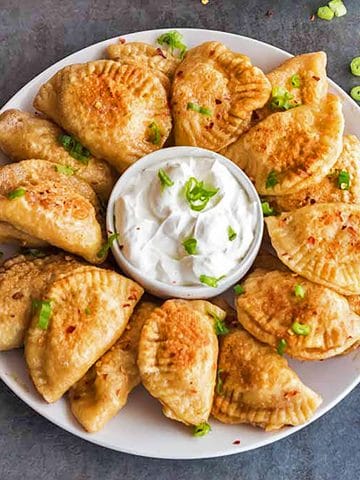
[0,28,359,460]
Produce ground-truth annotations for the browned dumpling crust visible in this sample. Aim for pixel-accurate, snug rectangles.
[0,221,48,247]
[212,329,322,430]
[69,301,157,432]
[171,41,271,151]
[0,109,117,201]
[138,299,225,426]
[236,270,360,360]
[25,266,143,403]
[34,60,172,173]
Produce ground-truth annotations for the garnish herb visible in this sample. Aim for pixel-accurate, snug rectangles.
[182,237,197,255]
[277,338,287,355]
[317,5,334,20]
[158,168,174,188]
[7,187,26,199]
[193,422,211,437]
[97,232,120,258]
[184,176,219,211]
[266,170,279,189]
[291,321,311,336]
[148,122,161,145]
[337,170,350,190]
[350,57,360,77]
[55,164,76,176]
[350,86,360,102]
[290,74,301,88]
[261,201,275,217]
[216,369,224,395]
[199,274,225,288]
[270,86,300,111]
[228,226,237,241]
[328,0,347,17]
[32,299,52,330]
[187,102,212,116]
[85,306,91,315]
[294,284,306,299]
[58,134,90,164]
[213,316,230,336]
[157,30,187,58]
[234,284,244,295]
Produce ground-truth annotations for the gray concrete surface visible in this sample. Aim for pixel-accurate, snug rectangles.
[0,1,359,478]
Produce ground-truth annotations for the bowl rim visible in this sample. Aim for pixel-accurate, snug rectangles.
[107,146,263,299]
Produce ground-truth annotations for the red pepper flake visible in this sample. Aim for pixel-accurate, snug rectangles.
[232,439,241,445]
[215,99,222,105]
[307,236,316,245]
[312,76,320,81]
[177,70,184,78]
[310,14,316,21]
[66,325,76,334]
[122,303,131,308]
[347,226,357,236]
[12,292,24,300]
[265,10,273,17]
[284,390,299,399]
[119,37,126,44]
[156,47,167,59]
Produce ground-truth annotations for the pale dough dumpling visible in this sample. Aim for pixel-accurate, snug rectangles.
[138,299,225,426]
[212,329,322,430]
[69,301,157,432]
[266,203,360,295]
[0,109,117,201]
[222,94,344,196]
[25,266,143,403]
[172,41,271,151]
[236,270,360,360]
[0,221,48,247]
[33,60,172,172]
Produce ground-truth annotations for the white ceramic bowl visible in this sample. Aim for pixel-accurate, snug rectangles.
[107,146,263,299]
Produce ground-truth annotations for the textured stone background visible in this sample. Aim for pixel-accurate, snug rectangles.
[0,1,359,479]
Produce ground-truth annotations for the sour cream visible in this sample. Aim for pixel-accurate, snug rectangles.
[115,157,257,286]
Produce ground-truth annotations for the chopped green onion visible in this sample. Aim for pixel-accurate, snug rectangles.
[261,201,275,217]
[213,316,230,336]
[200,274,225,288]
[277,338,287,355]
[216,369,224,395]
[193,422,211,437]
[337,170,350,190]
[55,164,76,176]
[148,122,161,145]
[85,306,91,315]
[290,74,301,88]
[158,168,174,188]
[184,176,219,211]
[317,5,335,20]
[350,57,360,77]
[32,299,52,330]
[270,86,299,111]
[157,30,187,58]
[187,102,212,116]
[266,170,279,189]
[97,232,119,258]
[328,0,347,17]
[7,187,26,199]
[291,321,311,336]
[182,237,197,255]
[350,86,360,102]
[228,226,237,241]
[58,134,90,164]
[294,284,306,299]
[234,284,244,295]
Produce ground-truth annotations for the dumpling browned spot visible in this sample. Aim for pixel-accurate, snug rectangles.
[0,109,117,201]
[251,247,290,273]
[0,254,83,351]
[138,299,225,426]
[69,301,157,432]
[257,52,328,121]
[212,329,322,430]
[266,203,360,295]
[172,41,271,151]
[236,270,360,360]
[0,161,105,263]
[265,135,360,212]
[34,60,172,173]
[0,221,48,247]
[222,94,344,196]
[25,266,143,403]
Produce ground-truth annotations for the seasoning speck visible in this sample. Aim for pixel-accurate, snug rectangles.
[310,14,316,21]
[233,439,241,445]
[265,9,273,17]
[119,37,126,44]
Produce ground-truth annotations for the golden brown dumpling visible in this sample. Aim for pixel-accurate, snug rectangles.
[172,41,271,151]
[266,203,360,295]
[69,301,157,432]
[236,270,360,360]
[138,299,225,426]
[34,60,172,172]
[0,221,48,247]
[25,266,143,403]
[265,135,360,212]
[251,247,290,273]
[0,109,117,201]
[212,329,322,430]
[222,94,344,196]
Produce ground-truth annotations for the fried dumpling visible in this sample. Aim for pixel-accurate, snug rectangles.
[34,60,172,172]
[266,203,360,295]
[222,94,344,195]
[138,299,225,426]
[0,254,82,351]
[257,52,328,121]
[236,270,360,360]
[265,135,360,212]
[0,109,117,201]
[25,266,143,402]
[0,160,105,263]
[69,301,157,432]
[171,41,271,151]
[212,329,322,430]
[251,247,290,273]
[0,221,48,247]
